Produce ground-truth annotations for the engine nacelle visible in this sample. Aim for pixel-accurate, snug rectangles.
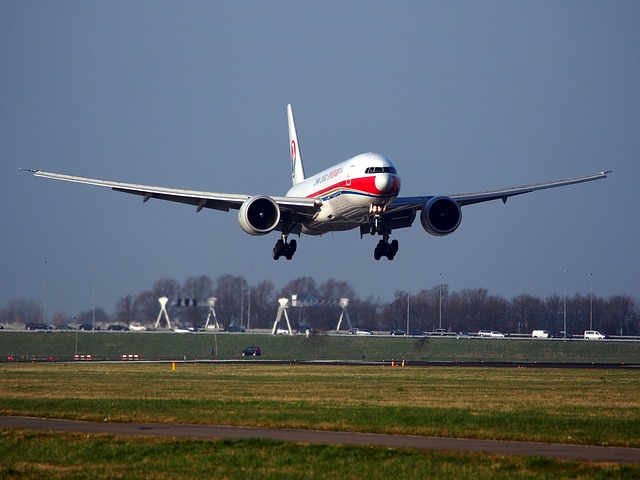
[420,196,462,236]
[238,196,280,236]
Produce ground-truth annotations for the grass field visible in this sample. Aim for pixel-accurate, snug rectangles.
[1,363,639,479]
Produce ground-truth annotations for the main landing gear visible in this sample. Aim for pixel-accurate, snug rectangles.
[374,238,398,260]
[273,235,297,260]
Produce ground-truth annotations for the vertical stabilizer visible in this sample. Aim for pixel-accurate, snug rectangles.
[287,104,306,186]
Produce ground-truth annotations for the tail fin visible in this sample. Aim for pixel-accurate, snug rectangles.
[287,104,306,186]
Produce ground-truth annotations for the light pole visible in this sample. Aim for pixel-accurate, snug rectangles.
[590,273,593,331]
[439,273,442,330]
[92,263,96,332]
[247,284,251,331]
[43,260,48,325]
[563,269,567,340]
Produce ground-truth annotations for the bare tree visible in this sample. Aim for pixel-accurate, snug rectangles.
[511,294,544,333]
[152,278,181,299]
[278,276,320,299]
[134,290,159,326]
[318,278,356,302]
[0,298,43,326]
[350,295,383,330]
[544,294,563,332]
[249,280,276,328]
[51,311,68,327]
[76,308,109,327]
[380,290,410,331]
[181,275,214,326]
[114,295,139,327]
[603,294,637,335]
[214,274,246,327]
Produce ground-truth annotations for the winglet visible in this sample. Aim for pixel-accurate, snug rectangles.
[287,104,306,186]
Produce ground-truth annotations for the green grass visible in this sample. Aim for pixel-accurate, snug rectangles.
[2,430,638,480]
[1,363,639,479]
[3,430,638,480]
[1,331,638,363]
[1,364,639,447]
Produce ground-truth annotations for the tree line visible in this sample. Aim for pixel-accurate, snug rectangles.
[1,274,638,335]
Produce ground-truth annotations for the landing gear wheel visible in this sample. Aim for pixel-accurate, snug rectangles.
[273,238,297,260]
[285,239,297,260]
[273,239,285,260]
[373,239,399,260]
[374,239,386,260]
[388,239,399,260]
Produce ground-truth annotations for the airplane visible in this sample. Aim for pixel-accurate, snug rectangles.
[22,104,610,261]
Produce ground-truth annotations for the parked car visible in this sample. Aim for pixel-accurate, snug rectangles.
[25,323,52,331]
[532,330,550,338]
[489,331,505,337]
[390,328,406,335]
[226,325,246,333]
[349,328,373,335]
[129,323,146,331]
[78,323,100,331]
[550,331,573,339]
[478,330,492,337]
[584,330,606,340]
[242,347,261,356]
[56,324,75,330]
[107,324,129,331]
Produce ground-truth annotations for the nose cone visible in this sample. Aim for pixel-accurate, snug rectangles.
[375,173,394,192]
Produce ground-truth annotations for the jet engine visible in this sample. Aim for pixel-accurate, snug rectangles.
[420,196,462,236]
[238,196,281,236]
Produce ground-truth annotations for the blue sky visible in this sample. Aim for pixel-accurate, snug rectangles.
[2,1,639,319]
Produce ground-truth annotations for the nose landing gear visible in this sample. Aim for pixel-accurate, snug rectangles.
[368,207,398,260]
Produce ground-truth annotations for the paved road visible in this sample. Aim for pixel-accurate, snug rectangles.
[1,416,638,464]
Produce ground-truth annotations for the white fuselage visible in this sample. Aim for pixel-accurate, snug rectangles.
[286,153,401,234]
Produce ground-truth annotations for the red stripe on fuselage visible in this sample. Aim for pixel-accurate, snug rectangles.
[306,176,399,200]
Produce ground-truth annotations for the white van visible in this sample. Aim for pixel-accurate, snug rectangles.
[532,330,550,338]
[584,330,605,340]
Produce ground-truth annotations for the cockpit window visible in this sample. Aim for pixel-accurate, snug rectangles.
[365,166,397,174]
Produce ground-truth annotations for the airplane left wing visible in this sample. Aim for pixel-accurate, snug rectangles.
[387,170,611,213]
[20,169,320,216]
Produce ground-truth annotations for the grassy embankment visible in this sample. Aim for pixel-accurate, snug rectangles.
[1,331,639,363]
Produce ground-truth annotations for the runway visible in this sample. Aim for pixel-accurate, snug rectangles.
[1,415,638,464]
